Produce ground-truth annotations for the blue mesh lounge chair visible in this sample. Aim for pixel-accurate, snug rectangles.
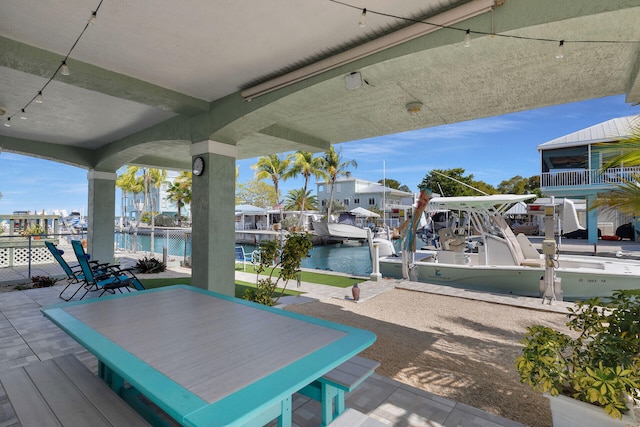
[71,240,145,299]
[45,241,110,301]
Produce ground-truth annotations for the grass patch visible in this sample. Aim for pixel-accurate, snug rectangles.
[235,264,364,288]
[140,277,302,299]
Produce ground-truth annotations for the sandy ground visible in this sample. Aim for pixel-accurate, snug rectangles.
[284,289,573,427]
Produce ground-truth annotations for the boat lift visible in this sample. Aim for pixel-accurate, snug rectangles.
[540,204,563,304]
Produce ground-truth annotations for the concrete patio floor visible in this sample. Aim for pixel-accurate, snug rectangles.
[0,278,529,427]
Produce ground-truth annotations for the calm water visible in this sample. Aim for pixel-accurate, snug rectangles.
[115,232,373,277]
[241,241,373,277]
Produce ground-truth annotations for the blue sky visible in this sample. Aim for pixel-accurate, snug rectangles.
[0,94,638,215]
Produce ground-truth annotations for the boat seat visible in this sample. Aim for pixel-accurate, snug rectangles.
[438,228,466,252]
[516,233,545,267]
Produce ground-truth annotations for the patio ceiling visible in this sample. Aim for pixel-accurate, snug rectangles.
[0,0,639,172]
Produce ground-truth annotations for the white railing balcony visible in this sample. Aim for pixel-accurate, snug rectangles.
[541,166,640,188]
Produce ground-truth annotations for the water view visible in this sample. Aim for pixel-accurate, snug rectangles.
[115,232,373,277]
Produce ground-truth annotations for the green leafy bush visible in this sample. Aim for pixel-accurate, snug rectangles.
[243,233,312,306]
[515,291,640,419]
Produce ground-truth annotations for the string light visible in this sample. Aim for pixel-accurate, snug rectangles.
[1,0,103,127]
[555,40,565,59]
[358,8,366,27]
[328,0,639,48]
[464,29,471,47]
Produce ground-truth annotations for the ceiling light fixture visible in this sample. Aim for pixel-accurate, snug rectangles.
[345,71,363,90]
[405,101,423,115]
[89,11,97,24]
[20,109,27,119]
[35,91,44,103]
[4,117,11,127]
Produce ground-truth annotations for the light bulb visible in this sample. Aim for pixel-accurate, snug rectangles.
[35,91,44,103]
[555,40,564,59]
[20,109,27,119]
[4,117,10,127]
[61,61,70,76]
[464,29,471,47]
[359,8,366,27]
[89,11,97,24]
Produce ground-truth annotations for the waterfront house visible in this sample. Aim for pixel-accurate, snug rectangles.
[316,177,413,227]
[538,114,640,242]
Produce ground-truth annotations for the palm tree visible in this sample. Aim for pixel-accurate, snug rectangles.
[284,188,317,211]
[285,151,327,227]
[323,146,357,219]
[252,154,292,206]
[116,166,144,226]
[592,118,640,214]
[166,171,192,226]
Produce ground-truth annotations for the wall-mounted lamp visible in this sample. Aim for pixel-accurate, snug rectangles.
[345,72,363,90]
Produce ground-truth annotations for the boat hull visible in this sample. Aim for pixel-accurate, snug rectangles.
[312,221,368,240]
[379,255,640,300]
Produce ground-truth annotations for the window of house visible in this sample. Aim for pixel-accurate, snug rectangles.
[368,198,375,205]
[343,199,350,206]
[353,198,360,204]
[321,200,326,206]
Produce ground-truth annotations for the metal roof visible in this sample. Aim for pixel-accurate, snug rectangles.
[537,114,640,150]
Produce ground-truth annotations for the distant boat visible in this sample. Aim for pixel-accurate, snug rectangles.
[313,212,370,240]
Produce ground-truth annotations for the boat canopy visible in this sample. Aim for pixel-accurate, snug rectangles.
[428,195,536,215]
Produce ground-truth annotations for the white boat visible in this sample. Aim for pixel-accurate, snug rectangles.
[313,212,370,240]
[378,194,640,300]
[312,220,369,240]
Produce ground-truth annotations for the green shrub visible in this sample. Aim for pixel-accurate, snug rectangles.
[31,275,59,287]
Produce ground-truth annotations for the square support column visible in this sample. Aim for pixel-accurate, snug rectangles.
[586,194,599,245]
[87,170,117,264]
[191,141,237,295]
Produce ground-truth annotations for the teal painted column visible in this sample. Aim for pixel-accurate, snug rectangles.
[87,170,116,264]
[586,194,598,245]
[190,141,236,295]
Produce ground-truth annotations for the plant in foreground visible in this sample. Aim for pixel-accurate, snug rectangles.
[515,291,640,419]
[243,233,312,306]
[134,257,166,274]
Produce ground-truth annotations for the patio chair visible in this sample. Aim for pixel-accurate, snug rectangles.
[71,240,145,299]
[235,246,253,271]
[45,241,111,301]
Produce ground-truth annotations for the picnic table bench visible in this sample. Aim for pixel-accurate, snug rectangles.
[0,354,150,427]
[299,355,380,426]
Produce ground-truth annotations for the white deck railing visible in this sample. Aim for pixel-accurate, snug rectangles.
[540,166,640,188]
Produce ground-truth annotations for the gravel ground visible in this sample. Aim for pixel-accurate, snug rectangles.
[284,289,573,427]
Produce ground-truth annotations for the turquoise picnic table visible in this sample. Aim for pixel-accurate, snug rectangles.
[41,285,376,427]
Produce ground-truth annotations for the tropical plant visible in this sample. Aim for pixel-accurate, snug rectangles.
[165,171,192,226]
[252,154,292,207]
[591,117,640,214]
[31,275,59,287]
[323,146,357,219]
[134,256,166,273]
[515,291,640,420]
[20,223,46,236]
[236,178,277,208]
[377,178,410,193]
[285,151,327,227]
[284,188,317,211]
[116,166,144,224]
[418,168,496,196]
[243,233,312,306]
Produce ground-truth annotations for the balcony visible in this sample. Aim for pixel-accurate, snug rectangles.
[540,166,640,188]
